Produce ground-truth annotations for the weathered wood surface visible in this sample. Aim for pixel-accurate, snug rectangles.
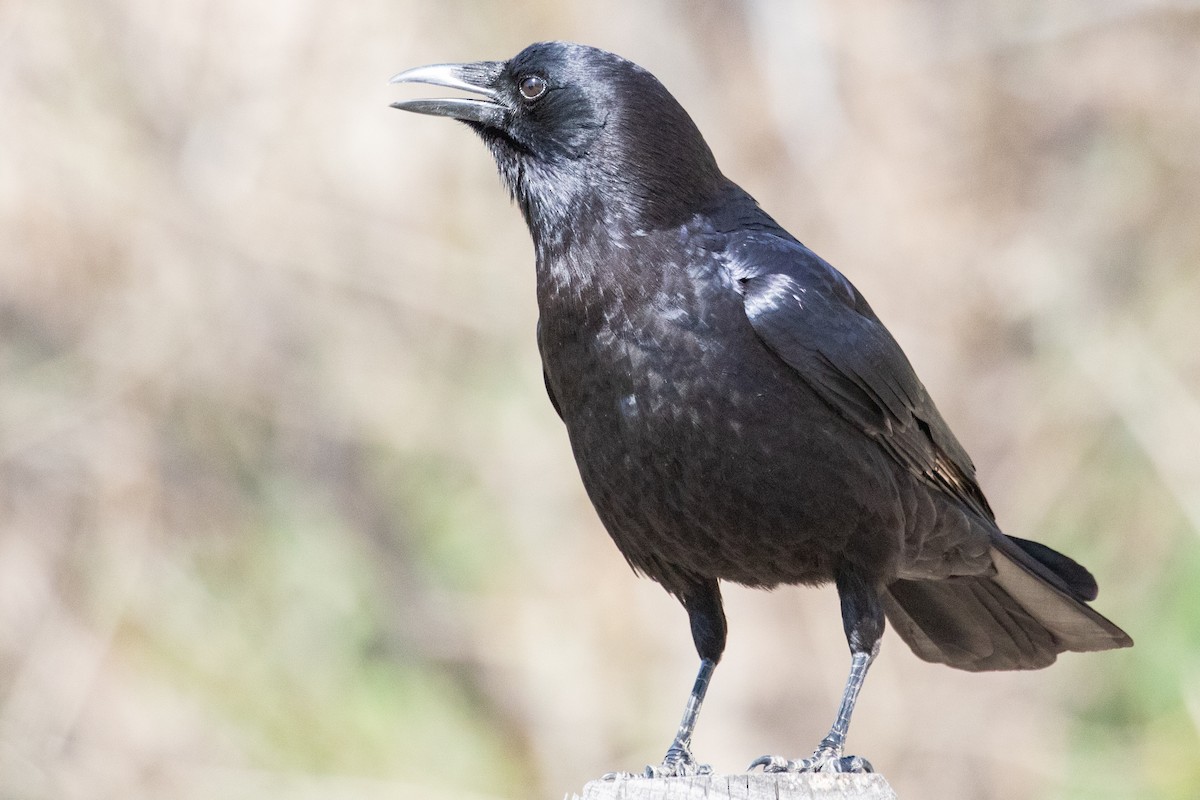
[568,773,896,800]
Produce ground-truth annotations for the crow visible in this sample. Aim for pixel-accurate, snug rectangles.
[389,41,1132,775]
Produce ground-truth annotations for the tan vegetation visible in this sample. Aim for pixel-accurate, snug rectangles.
[1,1,1197,798]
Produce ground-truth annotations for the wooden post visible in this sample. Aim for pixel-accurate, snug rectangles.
[568,772,897,800]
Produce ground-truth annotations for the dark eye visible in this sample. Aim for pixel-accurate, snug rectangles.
[519,75,547,101]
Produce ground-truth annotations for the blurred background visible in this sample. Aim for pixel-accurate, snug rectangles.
[2,0,1198,798]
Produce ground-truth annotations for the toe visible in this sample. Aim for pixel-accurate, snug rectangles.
[644,753,712,778]
[750,751,873,774]
[828,755,873,773]
[748,755,801,773]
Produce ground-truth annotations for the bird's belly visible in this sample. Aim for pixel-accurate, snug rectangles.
[546,335,904,594]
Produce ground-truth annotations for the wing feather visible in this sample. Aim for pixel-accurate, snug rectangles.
[732,235,993,521]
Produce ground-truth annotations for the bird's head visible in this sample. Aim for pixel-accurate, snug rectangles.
[391,42,728,239]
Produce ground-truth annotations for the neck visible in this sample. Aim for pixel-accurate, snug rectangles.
[513,162,732,263]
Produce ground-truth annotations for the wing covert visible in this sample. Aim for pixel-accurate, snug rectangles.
[733,236,993,521]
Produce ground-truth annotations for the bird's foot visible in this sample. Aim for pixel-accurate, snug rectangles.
[600,762,712,781]
[748,745,872,774]
[646,742,713,778]
[601,743,711,781]
[600,744,712,779]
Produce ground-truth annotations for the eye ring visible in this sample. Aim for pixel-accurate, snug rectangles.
[518,74,547,101]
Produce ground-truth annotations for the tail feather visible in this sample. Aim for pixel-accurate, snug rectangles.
[1006,535,1098,601]
[883,544,1132,672]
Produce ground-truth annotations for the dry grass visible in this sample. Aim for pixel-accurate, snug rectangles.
[2,1,1198,798]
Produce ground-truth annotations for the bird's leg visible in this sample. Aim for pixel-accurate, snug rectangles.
[642,579,726,778]
[641,657,717,778]
[797,643,879,772]
[750,566,884,774]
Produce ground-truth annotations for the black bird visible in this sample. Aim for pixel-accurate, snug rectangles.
[390,42,1132,775]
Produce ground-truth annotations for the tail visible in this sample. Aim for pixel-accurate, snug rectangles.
[881,536,1133,671]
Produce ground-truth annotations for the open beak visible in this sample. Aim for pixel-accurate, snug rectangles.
[389,61,508,127]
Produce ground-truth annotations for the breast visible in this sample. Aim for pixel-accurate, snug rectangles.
[541,293,903,592]
[533,235,906,592]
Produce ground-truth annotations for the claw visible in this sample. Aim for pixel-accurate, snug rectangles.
[602,746,712,780]
[836,755,873,772]
[748,750,873,774]
[748,754,800,772]
[642,744,712,778]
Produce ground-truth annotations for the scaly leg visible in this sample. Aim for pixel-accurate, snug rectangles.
[643,657,717,777]
[643,579,727,778]
[749,566,883,774]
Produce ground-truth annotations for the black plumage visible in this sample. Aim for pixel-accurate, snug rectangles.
[390,41,1131,775]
